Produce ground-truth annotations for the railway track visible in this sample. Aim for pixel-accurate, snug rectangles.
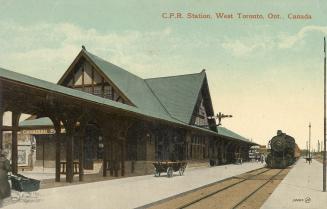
[230,168,284,209]
[142,167,289,209]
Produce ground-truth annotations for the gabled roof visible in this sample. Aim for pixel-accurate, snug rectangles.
[145,71,206,124]
[58,49,169,116]
[58,49,212,125]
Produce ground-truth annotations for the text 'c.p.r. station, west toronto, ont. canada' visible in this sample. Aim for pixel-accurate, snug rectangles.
[161,12,312,20]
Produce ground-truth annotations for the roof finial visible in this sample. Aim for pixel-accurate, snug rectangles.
[82,45,86,51]
[202,69,206,73]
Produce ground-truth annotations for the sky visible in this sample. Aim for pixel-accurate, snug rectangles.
[0,0,327,149]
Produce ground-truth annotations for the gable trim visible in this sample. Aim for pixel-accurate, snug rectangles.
[189,74,216,130]
[57,49,134,106]
[189,73,206,124]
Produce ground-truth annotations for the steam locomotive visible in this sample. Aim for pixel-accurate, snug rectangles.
[266,130,301,169]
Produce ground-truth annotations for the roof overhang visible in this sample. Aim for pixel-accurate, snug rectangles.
[1,67,256,145]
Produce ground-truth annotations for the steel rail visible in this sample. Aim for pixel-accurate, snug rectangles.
[231,169,284,209]
[178,168,271,209]
[137,167,268,209]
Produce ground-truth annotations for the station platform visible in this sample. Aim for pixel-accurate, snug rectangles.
[261,159,327,209]
[3,162,263,209]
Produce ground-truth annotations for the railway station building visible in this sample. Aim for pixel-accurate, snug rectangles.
[0,47,256,182]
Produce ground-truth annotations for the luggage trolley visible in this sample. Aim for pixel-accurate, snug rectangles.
[153,161,187,177]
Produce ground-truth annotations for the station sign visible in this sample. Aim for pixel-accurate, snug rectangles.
[21,128,65,135]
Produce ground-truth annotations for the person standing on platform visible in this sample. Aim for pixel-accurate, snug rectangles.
[0,149,11,207]
[261,154,265,164]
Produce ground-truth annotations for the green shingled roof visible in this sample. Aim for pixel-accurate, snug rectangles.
[85,51,169,117]
[145,72,205,124]
[218,127,251,143]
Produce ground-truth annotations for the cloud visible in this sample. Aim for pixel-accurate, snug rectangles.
[221,25,327,57]
[278,25,327,48]
[221,36,274,57]
[0,21,175,82]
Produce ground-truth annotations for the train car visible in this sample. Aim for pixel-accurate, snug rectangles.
[266,130,300,169]
[249,145,260,161]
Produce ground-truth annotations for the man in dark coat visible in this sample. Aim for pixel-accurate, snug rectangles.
[0,149,11,206]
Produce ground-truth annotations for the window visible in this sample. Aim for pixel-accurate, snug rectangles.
[103,85,112,99]
[94,86,102,97]
[84,86,92,94]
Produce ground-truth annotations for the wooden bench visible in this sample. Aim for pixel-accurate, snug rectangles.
[60,161,79,175]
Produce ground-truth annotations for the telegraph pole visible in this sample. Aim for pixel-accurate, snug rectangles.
[309,123,311,159]
[324,37,326,192]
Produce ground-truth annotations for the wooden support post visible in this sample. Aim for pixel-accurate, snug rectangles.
[54,124,61,182]
[229,143,232,161]
[47,110,64,182]
[66,134,74,183]
[121,140,125,176]
[79,133,84,181]
[110,139,114,176]
[0,109,3,150]
[48,115,62,183]
[11,111,20,175]
[114,161,118,177]
[220,141,224,163]
[102,135,108,177]
[114,141,118,177]
[185,131,191,160]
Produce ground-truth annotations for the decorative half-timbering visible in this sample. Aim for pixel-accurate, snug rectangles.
[58,56,128,104]
[193,97,209,127]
